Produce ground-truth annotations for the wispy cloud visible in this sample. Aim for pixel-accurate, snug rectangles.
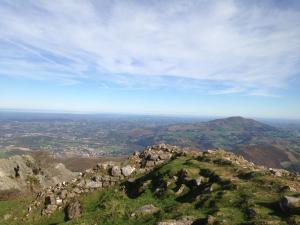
[0,0,299,95]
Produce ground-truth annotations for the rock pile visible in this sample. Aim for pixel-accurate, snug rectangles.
[131,144,180,170]
[29,144,179,219]
[27,144,300,221]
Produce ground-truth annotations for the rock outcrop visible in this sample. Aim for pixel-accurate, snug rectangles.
[22,144,300,223]
[28,144,179,219]
[0,155,76,193]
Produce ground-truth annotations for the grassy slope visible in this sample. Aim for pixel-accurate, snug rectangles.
[2,152,300,225]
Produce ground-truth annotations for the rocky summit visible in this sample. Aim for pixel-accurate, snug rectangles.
[1,144,300,225]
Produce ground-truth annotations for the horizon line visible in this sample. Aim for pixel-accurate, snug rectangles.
[0,108,300,122]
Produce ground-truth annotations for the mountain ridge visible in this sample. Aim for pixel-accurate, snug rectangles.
[1,144,300,225]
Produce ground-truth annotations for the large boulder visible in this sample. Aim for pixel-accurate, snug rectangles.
[147,152,159,161]
[121,165,135,177]
[111,166,121,177]
[66,201,82,220]
[280,195,300,214]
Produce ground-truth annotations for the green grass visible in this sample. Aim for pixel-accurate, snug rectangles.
[0,199,29,225]
[5,152,300,225]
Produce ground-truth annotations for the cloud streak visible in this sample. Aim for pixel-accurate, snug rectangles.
[0,0,299,95]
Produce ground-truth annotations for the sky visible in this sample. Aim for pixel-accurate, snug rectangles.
[0,0,300,119]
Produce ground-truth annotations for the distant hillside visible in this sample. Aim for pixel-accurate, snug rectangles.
[131,116,281,149]
[240,144,297,168]
[1,115,300,172]
[208,116,278,132]
[128,117,300,171]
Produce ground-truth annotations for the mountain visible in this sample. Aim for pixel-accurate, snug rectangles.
[129,117,300,171]
[0,145,299,225]
[208,116,276,129]
[131,116,283,150]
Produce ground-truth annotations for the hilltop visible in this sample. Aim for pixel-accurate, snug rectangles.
[136,117,300,171]
[0,144,300,225]
[208,116,276,130]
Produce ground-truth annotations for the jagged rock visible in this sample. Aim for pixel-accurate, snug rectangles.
[134,204,159,216]
[66,201,82,220]
[121,165,135,177]
[111,166,122,177]
[204,150,216,155]
[280,195,300,214]
[204,185,214,192]
[192,176,203,186]
[175,185,185,196]
[269,168,291,177]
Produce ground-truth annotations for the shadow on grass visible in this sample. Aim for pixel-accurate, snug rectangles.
[123,165,165,199]
[257,201,289,220]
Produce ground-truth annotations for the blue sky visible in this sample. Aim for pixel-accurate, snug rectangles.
[0,0,300,119]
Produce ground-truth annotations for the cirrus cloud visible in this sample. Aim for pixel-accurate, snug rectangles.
[0,0,300,95]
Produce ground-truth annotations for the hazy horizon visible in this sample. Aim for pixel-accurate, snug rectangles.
[1,109,300,124]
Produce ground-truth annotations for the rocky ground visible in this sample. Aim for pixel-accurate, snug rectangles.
[1,144,300,225]
[0,154,77,198]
